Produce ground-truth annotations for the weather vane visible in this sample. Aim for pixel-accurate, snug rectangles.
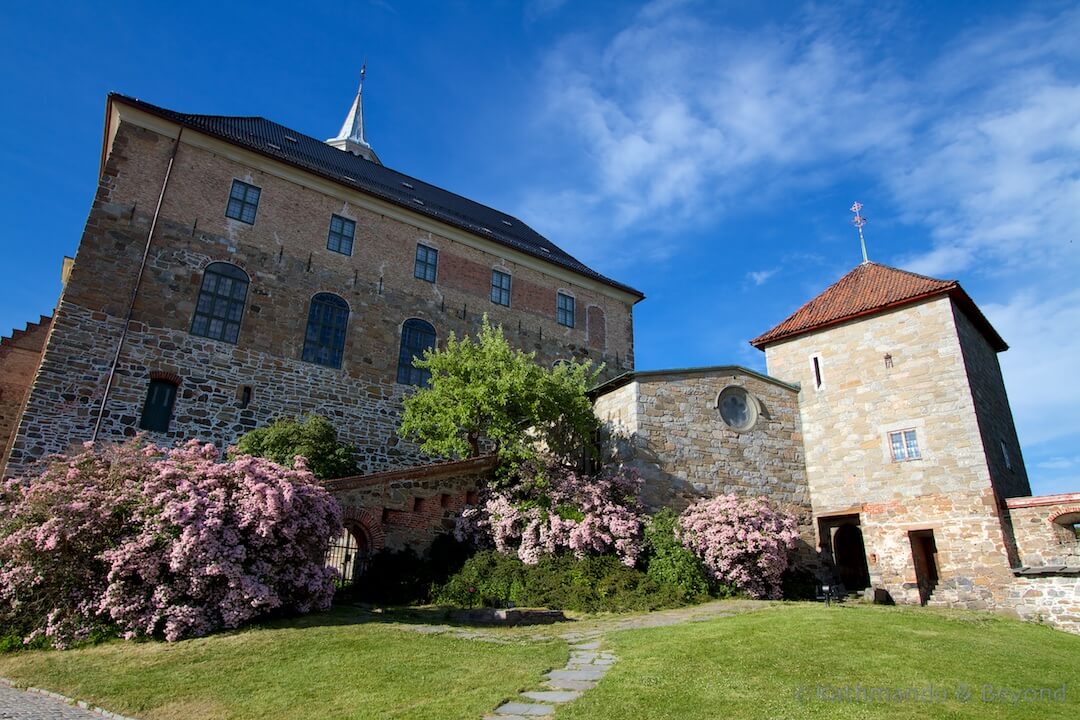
[850,201,869,263]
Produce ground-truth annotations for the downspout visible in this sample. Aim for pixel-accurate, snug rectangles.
[92,128,183,440]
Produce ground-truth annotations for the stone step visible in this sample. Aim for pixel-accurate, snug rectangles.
[544,679,597,691]
[521,689,582,703]
[547,668,607,682]
[491,701,555,716]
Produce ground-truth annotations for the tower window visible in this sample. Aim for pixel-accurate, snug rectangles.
[302,293,350,368]
[414,244,438,282]
[397,318,436,386]
[225,180,261,224]
[191,262,249,344]
[811,355,823,389]
[557,292,575,327]
[139,379,178,433]
[889,429,921,462]
[327,214,356,255]
[491,270,511,307]
[1000,439,1013,471]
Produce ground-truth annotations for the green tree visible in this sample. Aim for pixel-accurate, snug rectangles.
[235,415,358,480]
[399,317,600,475]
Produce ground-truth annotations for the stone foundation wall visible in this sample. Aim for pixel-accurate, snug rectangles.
[1005,575,1080,634]
[852,489,1016,608]
[325,455,496,553]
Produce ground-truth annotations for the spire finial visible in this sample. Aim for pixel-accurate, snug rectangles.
[850,201,869,263]
[325,65,381,164]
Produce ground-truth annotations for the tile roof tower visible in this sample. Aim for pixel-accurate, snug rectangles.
[327,66,381,164]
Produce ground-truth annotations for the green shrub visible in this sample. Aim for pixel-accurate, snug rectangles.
[642,509,712,601]
[780,566,819,600]
[433,551,688,612]
[235,415,357,480]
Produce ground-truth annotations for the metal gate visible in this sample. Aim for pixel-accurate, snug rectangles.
[326,526,369,586]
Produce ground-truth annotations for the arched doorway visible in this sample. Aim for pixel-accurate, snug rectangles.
[326,524,371,587]
[833,523,871,592]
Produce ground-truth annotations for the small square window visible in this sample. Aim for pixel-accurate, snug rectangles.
[327,214,356,255]
[557,292,575,327]
[225,180,261,224]
[491,270,511,306]
[889,429,921,462]
[414,244,438,282]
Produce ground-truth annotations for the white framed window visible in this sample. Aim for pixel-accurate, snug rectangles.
[889,429,921,462]
[556,291,575,327]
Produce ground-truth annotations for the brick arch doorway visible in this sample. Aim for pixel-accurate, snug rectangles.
[833,522,871,592]
[327,523,371,586]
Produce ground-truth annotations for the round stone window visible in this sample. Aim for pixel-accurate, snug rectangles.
[717,386,758,432]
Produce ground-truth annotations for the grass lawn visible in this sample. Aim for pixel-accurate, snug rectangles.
[0,608,565,720]
[559,603,1080,720]
[2,603,1078,719]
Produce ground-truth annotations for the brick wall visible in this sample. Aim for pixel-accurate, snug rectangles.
[0,316,52,464]
[2,109,637,477]
[326,455,496,552]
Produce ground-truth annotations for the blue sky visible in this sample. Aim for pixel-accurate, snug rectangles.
[2,1,1077,494]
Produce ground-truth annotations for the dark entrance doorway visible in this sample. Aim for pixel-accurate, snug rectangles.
[832,523,871,592]
[818,515,871,594]
[327,525,370,586]
[908,530,939,605]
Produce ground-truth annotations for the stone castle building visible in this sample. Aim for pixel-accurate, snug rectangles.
[0,84,642,477]
[1,88,1076,630]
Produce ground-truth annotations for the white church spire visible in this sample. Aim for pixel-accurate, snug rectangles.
[326,66,381,164]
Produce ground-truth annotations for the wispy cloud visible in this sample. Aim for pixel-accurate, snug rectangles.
[516,1,1080,493]
[746,268,779,286]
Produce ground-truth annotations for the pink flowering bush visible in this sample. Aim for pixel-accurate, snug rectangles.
[0,439,341,647]
[455,464,645,567]
[677,494,799,600]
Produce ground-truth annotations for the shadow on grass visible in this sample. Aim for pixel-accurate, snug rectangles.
[257,603,578,633]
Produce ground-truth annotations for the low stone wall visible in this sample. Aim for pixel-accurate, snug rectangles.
[325,455,497,553]
[998,493,1080,634]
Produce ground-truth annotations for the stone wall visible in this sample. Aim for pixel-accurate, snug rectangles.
[0,316,52,466]
[594,367,814,557]
[763,296,1018,607]
[1006,493,1080,568]
[2,110,637,477]
[953,304,1031,500]
[326,455,496,553]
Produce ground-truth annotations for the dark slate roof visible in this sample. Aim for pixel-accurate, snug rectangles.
[110,93,643,299]
[750,261,1007,351]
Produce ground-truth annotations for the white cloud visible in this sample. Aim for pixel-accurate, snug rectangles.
[746,268,778,286]
[516,2,1080,493]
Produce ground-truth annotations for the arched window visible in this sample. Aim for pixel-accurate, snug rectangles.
[191,262,249,343]
[302,293,350,368]
[397,319,436,386]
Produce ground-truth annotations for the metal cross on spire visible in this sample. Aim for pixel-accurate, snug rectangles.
[850,201,869,264]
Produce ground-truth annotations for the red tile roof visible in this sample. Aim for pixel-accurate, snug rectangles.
[750,262,1007,351]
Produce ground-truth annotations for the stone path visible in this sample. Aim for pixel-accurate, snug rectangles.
[485,636,616,719]
[0,681,133,720]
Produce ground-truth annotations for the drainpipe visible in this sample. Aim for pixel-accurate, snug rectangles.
[92,128,183,440]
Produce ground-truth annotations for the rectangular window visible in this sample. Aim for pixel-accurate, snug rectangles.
[557,292,575,327]
[889,429,921,462]
[1000,439,1012,471]
[225,180,261,224]
[812,355,823,389]
[414,244,438,282]
[327,214,356,255]
[491,269,511,306]
[139,379,178,433]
